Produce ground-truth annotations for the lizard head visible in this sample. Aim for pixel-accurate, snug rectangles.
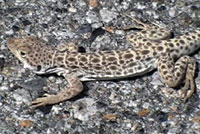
[7,36,55,74]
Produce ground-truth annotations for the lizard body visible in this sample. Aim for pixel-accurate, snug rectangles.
[7,17,200,108]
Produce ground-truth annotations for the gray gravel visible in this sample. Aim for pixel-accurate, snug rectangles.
[1,0,200,134]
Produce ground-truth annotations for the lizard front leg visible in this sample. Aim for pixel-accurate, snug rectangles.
[157,54,196,102]
[31,74,83,109]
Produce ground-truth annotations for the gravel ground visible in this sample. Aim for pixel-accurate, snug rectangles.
[1,0,200,134]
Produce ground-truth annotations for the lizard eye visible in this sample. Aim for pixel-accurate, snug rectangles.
[20,51,26,57]
[36,65,42,71]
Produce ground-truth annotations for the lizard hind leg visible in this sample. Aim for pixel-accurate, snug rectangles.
[157,54,196,102]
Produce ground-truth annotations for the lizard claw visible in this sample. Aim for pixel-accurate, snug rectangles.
[180,73,195,103]
[31,94,56,109]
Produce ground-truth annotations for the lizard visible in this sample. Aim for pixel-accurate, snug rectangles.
[7,16,200,109]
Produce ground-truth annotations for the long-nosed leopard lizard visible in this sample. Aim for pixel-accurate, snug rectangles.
[7,15,200,108]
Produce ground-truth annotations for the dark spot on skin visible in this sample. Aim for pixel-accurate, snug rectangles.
[79,62,84,66]
[172,55,178,59]
[180,46,183,49]
[65,59,70,64]
[174,40,178,42]
[167,64,172,68]
[92,58,100,63]
[127,62,137,67]
[124,53,133,59]
[157,46,164,51]
[107,57,117,61]
[123,71,127,74]
[153,52,157,56]
[175,49,179,53]
[151,31,156,34]
[186,37,191,41]
[176,43,180,46]
[180,65,185,70]
[112,61,118,64]
[129,34,134,39]
[102,61,106,65]
[137,66,142,70]
[82,66,89,70]
[119,60,124,64]
[141,30,147,34]
[116,71,121,75]
[106,72,112,75]
[181,60,187,64]
[47,55,52,59]
[176,72,181,77]
[192,36,196,39]
[185,46,188,50]
[163,71,168,75]
[146,42,152,46]
[146,57,152,62]
[121,65,126,69]
[141,50,150,54]
[68,57,76,62]
[143,39,147,42]
[109,65,117,70]
[168,75,173,80]
[198,34,200,37]
[138,42,143,46]
[70,65,79,69]
[57,57,63,61]
[80,56,87,62]
[161,65,166,69]
[169,43,174,48]
[60,65,65,68]
[158,33,163,37]
[135,56,141,60]
[179,40,185,44]
[189,43,193,46]
[166,48,170,52]
[128,69,133,72]
[94,66,102,70]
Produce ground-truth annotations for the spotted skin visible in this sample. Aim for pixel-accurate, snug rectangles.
[7,17,200,108]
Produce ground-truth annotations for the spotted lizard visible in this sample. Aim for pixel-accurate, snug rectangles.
[7,16,200,108]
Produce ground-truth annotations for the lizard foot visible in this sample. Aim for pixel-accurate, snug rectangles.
[181,75,195,103]
[31,94,58,109]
